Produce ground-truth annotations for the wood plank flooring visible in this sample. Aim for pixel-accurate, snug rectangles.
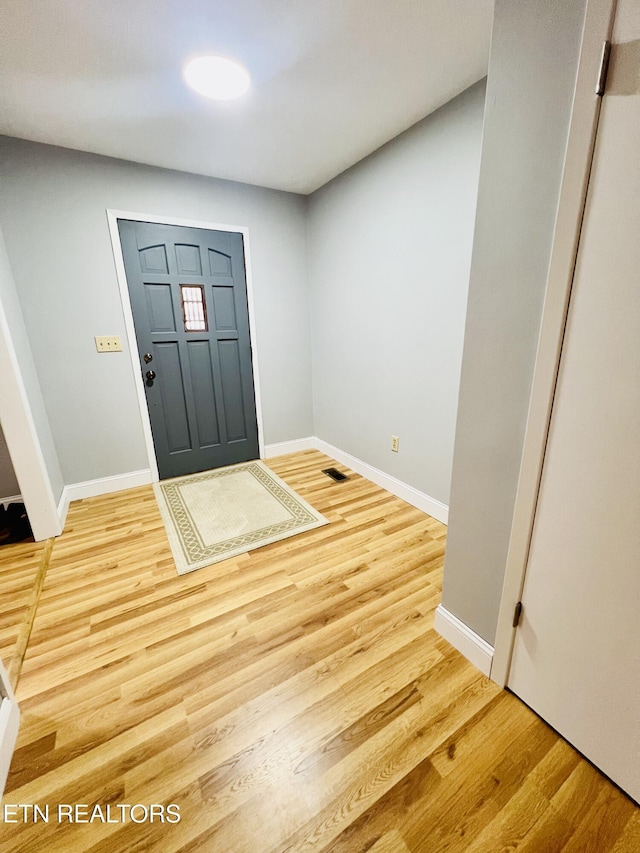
[0,450,637,851]
[0,538,44,672]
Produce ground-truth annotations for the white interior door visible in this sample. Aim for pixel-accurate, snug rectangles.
[507,0,640,803]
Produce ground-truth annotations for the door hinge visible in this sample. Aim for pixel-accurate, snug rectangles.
[512,601,524,628]
[596,40,611,96]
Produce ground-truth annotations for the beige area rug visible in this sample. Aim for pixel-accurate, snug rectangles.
[154,460,328,575]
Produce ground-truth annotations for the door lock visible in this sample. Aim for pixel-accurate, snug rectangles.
[145,370,156,382]
[143,353,153,364]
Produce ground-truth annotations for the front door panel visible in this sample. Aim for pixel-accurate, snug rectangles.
[118,220,259,479]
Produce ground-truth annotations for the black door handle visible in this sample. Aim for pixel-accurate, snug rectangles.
[146,370,156,382]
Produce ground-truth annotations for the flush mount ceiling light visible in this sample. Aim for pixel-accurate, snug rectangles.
[183,55,251,101]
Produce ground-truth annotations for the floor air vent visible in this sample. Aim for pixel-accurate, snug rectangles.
[322,467,348,482]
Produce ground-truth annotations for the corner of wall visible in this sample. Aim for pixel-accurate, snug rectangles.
[434,604,494,676]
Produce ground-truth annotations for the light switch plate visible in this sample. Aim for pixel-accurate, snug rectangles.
[95,336,123,352]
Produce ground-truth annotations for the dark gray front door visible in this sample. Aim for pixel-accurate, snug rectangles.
[118,219,259,479]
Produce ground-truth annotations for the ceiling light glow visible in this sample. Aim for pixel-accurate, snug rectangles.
[183,56,250,101]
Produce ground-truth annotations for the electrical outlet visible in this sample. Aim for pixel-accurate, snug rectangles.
[95,336,123,353]
[391,435,399,452]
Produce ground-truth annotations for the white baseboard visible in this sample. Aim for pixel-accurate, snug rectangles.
[54,437,449,533]
[57,469,153,530]
[264,437,316,458]
[312,437,449,524]
[0,659,19,799]
[434,604,494,676]
[0,493,22,508]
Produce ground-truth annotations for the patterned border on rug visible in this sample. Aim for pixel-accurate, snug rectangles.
[154,460,329,574]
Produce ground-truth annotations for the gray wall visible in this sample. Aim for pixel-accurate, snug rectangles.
[0,138,312,485]
[308,83,485,505]
[0,225,64,504]
[442,0,589,645]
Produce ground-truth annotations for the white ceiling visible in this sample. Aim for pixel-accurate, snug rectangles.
[0,0,494,194]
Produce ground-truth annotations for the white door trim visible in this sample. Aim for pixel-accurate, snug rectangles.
[106,210,265,482]
[490,0,618,685]
[0,659,19,798]
[0,241,62,540]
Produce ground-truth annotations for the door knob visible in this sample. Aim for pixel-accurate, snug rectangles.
[143,353,153,364]
[146,370,156,382]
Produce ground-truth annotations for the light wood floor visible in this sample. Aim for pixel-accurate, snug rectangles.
[0,450,637,851]
[0,538,43,669]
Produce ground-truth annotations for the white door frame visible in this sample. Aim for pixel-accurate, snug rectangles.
[0,658,20,798]
[490,0,618,685]
[0,238,62,541]
[106,210,265,482]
